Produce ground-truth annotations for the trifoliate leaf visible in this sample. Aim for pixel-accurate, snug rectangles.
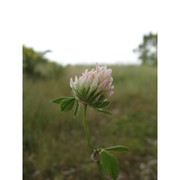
[60,98,75,112]
[99,150,119,180]
[105,145,129,152]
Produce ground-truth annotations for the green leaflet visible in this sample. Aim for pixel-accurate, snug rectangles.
[51,96,76,112]
[99,150,119,180]
[51,97,71,104]
[60,98,75,112]
[105,145,129,152]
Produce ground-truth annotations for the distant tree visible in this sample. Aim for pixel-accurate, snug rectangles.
[133,32,157,65]
[23,46,48,75]
[23,46,63,78]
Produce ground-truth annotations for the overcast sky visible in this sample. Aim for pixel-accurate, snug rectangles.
[23,0,157,65]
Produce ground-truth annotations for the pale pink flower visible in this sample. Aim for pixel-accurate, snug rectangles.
[70,64,114,108]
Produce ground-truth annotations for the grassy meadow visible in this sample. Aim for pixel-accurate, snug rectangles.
[23,65,157,180]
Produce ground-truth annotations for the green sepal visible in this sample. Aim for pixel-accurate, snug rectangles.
[104,145,129,152]
[95,108,112,115]
[51,97,74,104]
[87,88,97,100]
[89,91,102,103]
[99,150,119,180]
[60,98,75,112]
[97,101,110,108]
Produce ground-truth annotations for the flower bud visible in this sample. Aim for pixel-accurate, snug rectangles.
[91,149,100,161]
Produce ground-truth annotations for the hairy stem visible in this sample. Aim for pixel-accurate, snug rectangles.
[82,104,93,151]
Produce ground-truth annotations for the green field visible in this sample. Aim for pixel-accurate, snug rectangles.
[23,65,157,180]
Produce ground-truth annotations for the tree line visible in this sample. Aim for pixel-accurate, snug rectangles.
[134,32,157,66]
[23,46,64,78]
[23,32,157,78]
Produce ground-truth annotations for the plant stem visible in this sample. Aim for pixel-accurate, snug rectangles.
[83,104,93,151]
[83,104,105,179]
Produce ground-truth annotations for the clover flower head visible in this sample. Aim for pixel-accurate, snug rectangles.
[70,64,114,108]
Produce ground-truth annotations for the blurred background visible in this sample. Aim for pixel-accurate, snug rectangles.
[23,0,157,179]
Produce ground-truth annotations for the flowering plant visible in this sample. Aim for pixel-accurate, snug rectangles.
[51,64,128,180]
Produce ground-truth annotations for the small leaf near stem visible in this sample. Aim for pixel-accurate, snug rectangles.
[99,150,119,180]
[51,97,73,104]
[60,98,75,112]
